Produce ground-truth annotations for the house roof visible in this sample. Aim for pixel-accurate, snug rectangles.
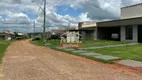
[121,3,142,9]
[78,22,96,29]
[78,26,96,30]
[0,32,12,36]
[0,33,6,36]
[97,17,142,27]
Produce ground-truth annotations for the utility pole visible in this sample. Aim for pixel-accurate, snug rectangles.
[67,22,70,31]
[33,20,36,37]
[43,0,46,42]
[32,0,47,42]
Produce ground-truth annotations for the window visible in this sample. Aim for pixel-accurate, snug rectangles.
[125,26,133,40]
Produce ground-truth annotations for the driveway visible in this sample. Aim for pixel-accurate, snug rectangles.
[1,40,142,80]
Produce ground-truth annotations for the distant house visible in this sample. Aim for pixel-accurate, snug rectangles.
[79,3,142,43]
[14,32,28,40]
[47,27,78,40]
[0,30,15,40]
[49,28,67,39]
[0,33,8,40]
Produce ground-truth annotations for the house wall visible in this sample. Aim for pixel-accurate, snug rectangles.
[0,35,5,40]
[121,4,142,19]
[95,27,98,40]
[78,22,97,40]
[81,31,86,40]
[81,30,96,40]
[120,25,138,42]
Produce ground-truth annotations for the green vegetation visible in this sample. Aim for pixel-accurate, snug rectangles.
[82,40,127,48]
[31,40,129,64]
[0,40,13,63]
[32,40,127,48]
[31,40,60,47]
[31,40,45,46]
[86,44,142,61]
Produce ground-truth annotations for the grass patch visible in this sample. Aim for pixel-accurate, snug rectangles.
[31,40,119,64]
[0,40,13,63]
[82,40,127,48]
[31,40,127,48]
[31,40,60,48]
[30,40,45,46]
[85,44,142,61]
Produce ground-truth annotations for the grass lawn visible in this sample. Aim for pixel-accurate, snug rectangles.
[86,44,142,61]
[31,40,45,46]
[31,40,60,47]
[82,40,127,48]
[0,40,13,63]
[31,40,129,64]
[31,40,127,48]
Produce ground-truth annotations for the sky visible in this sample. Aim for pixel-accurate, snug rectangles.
[0,0,142,32]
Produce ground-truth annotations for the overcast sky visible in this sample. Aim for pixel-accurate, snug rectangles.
[0,0,142,32]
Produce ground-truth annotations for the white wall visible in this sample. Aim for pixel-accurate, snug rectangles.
[121,4,142,19]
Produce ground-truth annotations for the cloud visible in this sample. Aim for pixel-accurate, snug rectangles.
[78,12,91,21]
[0,0,142,32]
[121,0,142,7]
[0,11,33,32]
[70,0,121,20]
[12,0,21,4]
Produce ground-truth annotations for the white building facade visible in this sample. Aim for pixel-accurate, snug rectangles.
[120,4,142,42]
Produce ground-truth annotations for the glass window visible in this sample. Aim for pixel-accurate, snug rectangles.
[125,26,133,40]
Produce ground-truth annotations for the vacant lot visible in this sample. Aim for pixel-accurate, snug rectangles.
[0,40,13,63]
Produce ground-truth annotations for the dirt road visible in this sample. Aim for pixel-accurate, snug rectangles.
[1,40,142,80]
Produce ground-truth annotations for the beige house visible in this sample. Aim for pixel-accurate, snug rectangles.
[78,22,97,40]
[79,3,142,42]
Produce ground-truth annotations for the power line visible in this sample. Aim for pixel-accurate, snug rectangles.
[46,0,62,7]
[0,27,41,28]
[0,23,32,25]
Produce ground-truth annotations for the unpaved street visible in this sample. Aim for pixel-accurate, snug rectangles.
[1,40,142,80]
